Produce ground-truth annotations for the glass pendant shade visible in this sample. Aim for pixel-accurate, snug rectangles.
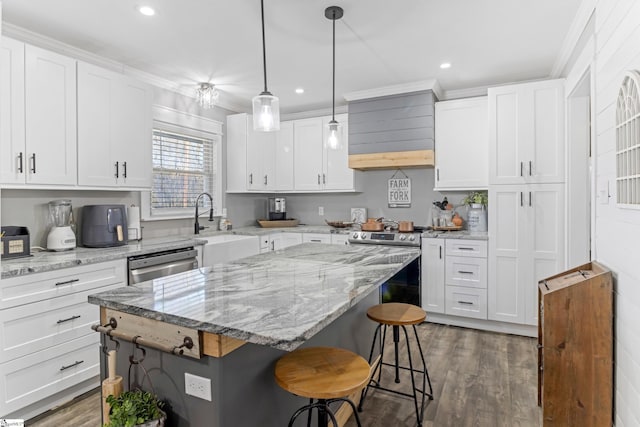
[196,83,219,109]
[252,91,280,132]
[326,119,341,150]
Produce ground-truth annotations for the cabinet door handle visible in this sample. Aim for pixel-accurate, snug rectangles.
[529,191,532,207]
[323,173,326,184]
[436,168,440,181]
[439,246,442,259]
[520,192,524,207]
[529,161,533,176]
[57,315,81,324]
[458,270,474,274]
[249,173,253,185]
[310,239,322,243]
[60,360,84,371]
[55,278,79,286]
[458,247,474,251]
[264,175,268,185]
[270,240,274,251]
[457,301,474,305]
[520,161,523,177]
[317,174,321,185]
[122,161,127,178]
[18,152,24,173]
[30,153,36,174]
[114,161,119,178]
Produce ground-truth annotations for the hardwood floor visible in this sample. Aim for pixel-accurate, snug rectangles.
[26,323,540,427]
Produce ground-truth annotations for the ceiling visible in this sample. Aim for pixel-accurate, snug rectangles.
[1,0,583,114]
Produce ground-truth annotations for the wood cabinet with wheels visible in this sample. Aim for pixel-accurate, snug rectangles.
[434,97,488,190]
[1,37,77,186]
[488,184,564,325]
[0,260,126,418]
[77,62,152,189]
[489,79,564,185]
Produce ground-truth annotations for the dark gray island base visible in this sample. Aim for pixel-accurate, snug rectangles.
[89,243,420,426]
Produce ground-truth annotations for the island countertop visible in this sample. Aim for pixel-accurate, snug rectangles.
[88,243,420,351]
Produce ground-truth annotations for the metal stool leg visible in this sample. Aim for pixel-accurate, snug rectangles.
[402,325,423,427]
[359,323,382,411]
[307,398,313,427]
[288,400,339,427]
[393,325,401,383]
[328,398,363,427]
[412,324,433,399]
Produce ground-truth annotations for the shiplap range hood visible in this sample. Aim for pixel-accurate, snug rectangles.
[345,80,441,170]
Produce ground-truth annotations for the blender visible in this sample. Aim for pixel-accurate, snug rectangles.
[47,200,76,251]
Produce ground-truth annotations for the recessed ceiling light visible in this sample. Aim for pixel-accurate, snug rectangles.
[440,62,451,69]
[138,5,156,16]
[295,88,304,94]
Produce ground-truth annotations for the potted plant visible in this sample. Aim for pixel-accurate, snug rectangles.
[104,390,166,427]
[462,191,488,207]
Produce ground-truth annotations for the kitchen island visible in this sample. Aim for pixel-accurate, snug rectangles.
[89,243,420,427]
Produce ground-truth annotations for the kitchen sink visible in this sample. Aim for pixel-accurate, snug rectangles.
[200,234,260,267]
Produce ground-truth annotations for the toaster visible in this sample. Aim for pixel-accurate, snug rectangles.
[81,205,128,248]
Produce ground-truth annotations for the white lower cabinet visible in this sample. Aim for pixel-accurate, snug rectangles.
[422,237,488,320]
[260,232,303,252]
[0,259,126,417]
[330,234,350,245]
[302,233,331,244]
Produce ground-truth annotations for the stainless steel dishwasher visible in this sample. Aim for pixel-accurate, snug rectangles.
[128,246,199,284]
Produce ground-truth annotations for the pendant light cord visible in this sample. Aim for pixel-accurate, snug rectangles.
[332,11,336,121]
[260,0,268,93]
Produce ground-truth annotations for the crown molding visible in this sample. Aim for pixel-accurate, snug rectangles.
[441,86,489,101]
[550,0,596,77]
[344,79,443,102]
[281,105,348,121]
[2,22,245,113]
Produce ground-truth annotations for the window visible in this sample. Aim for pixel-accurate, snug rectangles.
[616,70,640,206]
[142,106,223,220]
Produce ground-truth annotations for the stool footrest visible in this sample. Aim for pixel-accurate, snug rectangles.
[365,382,433,400]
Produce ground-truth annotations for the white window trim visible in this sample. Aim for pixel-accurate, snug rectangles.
[141,105,224,221]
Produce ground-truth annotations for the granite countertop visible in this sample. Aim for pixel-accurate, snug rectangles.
[88,243,420,351]
[0,225,349,279]
[422,230,488,240]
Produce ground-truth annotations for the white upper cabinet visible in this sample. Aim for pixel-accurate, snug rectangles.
[294,113,354,192]
[227,113,354,193]
[293,117,324,191]
[1,38,77,186]
[77,62,152,188]
[0,37,25,185]
[489,79,565,185]
[434,97,488,190]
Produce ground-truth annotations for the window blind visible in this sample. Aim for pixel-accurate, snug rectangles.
[151,129,217,210]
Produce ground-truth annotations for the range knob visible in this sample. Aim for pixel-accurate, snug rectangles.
[352,232,359,239]
[399,234,407,241]
[360,232,368,239]
[409,235,415,241]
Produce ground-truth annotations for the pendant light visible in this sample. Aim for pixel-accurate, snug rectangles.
[252,0,280,132]
[325,6,343,150]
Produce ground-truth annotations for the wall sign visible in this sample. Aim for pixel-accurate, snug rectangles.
[388,170,411,208]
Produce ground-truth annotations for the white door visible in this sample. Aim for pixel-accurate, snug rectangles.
[294,118,323,191]
[435,97,488,189]
[488,186,528,323]
[489,85,526,185]
[246,126,275,191]
[529,81,565,184]
[77,62,116,186]
[24,44,77,185]
[323,114,353,190]
[278,233,303,249]
[421,238,445,314]
[112,76,152,188]
[225,114,249,192]
[0,37,25,185]
[275,121,294,191]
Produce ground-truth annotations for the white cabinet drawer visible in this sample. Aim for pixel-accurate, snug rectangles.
[0,333,100,416]
[445,256,487,289]
[303,233,331,244]
[0,259,126,308]
[0,284,120,363]
[445,240,487,258]
[445,286,487,319]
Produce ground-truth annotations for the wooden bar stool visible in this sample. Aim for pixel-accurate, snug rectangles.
[358,303,433,427]
[275,346,370,427]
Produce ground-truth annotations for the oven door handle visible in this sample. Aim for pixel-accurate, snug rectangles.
[129,258,197,284]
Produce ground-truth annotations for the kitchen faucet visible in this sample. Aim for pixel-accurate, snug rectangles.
[194,192,214,234]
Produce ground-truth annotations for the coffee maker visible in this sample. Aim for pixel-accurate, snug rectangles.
[268,197,286,220]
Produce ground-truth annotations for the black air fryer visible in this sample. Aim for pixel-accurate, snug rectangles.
[81,205,128,247]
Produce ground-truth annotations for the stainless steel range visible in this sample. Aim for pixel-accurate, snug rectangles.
[349,230,422,306]
[348,231,421,246]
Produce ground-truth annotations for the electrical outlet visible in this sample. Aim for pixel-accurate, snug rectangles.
[318,206,324,216]
[185,372,212,401]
